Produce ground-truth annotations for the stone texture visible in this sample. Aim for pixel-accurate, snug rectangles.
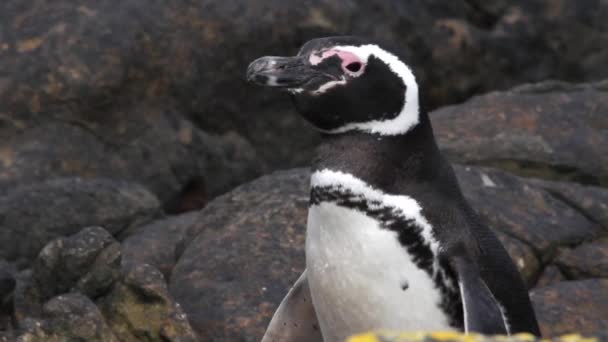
[555,239,608,279]
[2,1,608,170]
[531,279,608,339]
[0,105,262,209]
[17,293,118,342]
[170,169,309,341]
[535,265,565,288]
[433,81,608,186]
[122,212,199,281]
[98,262,197,342]
[527,178,608,231]
[0,178,160,264]
[13,227,122,322]
[0,260,14,332]
[454,165,599,261]
[494,231,539,287]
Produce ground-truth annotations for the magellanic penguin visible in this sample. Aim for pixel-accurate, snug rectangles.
[247,36,541,342]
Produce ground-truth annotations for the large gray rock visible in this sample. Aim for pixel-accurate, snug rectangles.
[13,227,122,322]
[531,279,608,339]
[122,212,199,281]
[0,106,262,208]
[17,293,118,342]
[98,262,198,342]
[433,81,608,186]
[0,178,160,264]
[170,169,309,341]
[12,227,196,341]
[555,239,608,279]
[454,165,599,262]
[2,1,608,170]
[527,178,608,231]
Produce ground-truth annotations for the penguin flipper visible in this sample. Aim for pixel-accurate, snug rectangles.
[261,269,323,342]
[453,256,509,335]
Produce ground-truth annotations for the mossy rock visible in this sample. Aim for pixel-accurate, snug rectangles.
[347,331,598,342]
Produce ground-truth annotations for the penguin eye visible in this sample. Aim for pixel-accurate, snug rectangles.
[345,62,362,73]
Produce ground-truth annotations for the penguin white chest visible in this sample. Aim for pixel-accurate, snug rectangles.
[306,202,454,341]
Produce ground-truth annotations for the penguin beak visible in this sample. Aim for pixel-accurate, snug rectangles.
[246,56,317,88]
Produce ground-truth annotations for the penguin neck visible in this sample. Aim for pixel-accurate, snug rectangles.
[312,112,446,191]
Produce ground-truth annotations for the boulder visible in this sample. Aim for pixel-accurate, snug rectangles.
[17,293,118,342]
[170,166,574,340]
[535,265,565,289]
[531,279,608,339]
[0,106,262,209]
[2,1,608,170]
[12,227,196,341]
[122,212,199,281]
[98,262,197,342]
[433,81,608,186]
[454,165,598,261]
[0,260,15,332]
[0,178,160,264]
[170,169,309,341]
[494,232,539,287]
[526,178,608,231]
[555,239,608,279]
[13,227,122,322]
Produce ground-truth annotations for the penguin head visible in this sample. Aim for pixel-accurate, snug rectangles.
[247,36,419,135]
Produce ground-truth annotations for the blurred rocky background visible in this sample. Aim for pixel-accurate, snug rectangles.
[0,0,606,341]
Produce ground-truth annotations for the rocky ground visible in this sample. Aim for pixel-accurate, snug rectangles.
[1,1,607,341]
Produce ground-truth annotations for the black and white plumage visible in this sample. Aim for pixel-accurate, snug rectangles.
[247,36,540,342]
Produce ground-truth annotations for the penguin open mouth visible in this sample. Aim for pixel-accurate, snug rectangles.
[246,55,330,88]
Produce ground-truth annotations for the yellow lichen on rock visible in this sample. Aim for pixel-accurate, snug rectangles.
[346,331,598,342]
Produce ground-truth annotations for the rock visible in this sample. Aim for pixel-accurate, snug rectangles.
[494,232,539,287]
[526,178,608,231]
[122,212,199,280]
[535,265,565,288]
[531,279,608,339]
[2,1,608,171]
[170,169,309,341]
[347,331,597,341]
[0,260,14,304]
[0,178,159,264]
[0,260,15,332]
[14,227,122,322]
[555,239,608,279]
[16,293,118,342]
[99,262,197,342]
[454,165,599,261]
[433,81,608,186]
[0,106,262,209]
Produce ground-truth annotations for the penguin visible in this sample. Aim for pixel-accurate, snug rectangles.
[247,36,541,342]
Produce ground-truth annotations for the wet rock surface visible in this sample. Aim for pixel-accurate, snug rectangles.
[433,81,608,186]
